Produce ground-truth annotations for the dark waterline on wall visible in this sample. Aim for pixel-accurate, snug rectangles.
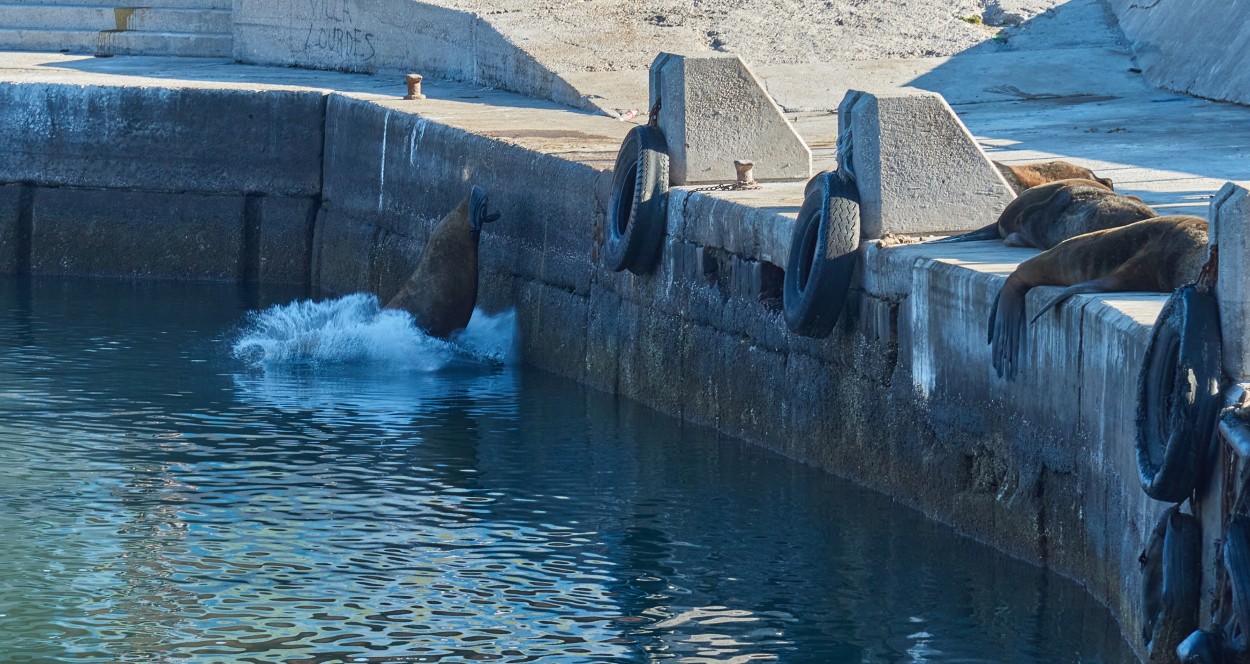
[0,277,1132,662]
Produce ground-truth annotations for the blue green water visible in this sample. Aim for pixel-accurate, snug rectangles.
[0,277,1132,662]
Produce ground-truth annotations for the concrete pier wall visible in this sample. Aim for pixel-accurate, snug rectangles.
[1107,0,1250,107]
[231,0,587,109]
[0,81,1166,657]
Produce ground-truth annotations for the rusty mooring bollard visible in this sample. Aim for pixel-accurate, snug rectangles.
[404,74,426,100]
[734,160,756,187]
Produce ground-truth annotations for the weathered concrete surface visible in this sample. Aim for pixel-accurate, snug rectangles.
[30,187,244,280]
[845,89,1014,237]
[1106,0,1250,107]
[0,184,25,275]
[231,0,585,109]
[1211,183,1250,381]
[0,0,233,58]
[650,53,809,184]
[0,81,324,196]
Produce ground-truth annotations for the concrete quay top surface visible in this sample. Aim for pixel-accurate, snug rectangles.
[6,51,1249,216]
[3,50,1248,322]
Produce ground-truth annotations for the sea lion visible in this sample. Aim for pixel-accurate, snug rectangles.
[934,178,1154,248]
[988,215,1209,379]
[386,185,500,339]
[994,160,1114,194]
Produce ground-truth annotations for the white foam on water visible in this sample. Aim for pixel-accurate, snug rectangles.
[232,293,518,371]
[452,308,521,366]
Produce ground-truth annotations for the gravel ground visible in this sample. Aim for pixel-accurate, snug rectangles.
[437,0,1072,72]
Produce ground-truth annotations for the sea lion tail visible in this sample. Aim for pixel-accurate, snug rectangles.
[989,279,1029,380]
[1029,276,1123,324]
[930,223,1000,244]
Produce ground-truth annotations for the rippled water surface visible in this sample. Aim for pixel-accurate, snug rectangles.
[0,278,1132,663]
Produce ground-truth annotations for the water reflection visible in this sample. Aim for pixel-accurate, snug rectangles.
[0,277,1132,662]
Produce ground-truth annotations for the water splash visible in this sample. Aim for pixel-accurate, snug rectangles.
[231,293,518,370]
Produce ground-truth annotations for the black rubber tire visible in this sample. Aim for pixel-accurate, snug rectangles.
[606,125,670,275]
[1177,628,1229,664]
[1156,510,1203,657]
[1136,285,1223,503]
[1225,516,1250,654]
[783,170,861,338]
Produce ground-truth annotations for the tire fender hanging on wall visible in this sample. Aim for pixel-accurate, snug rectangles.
[1136,284,1223,503]
[782,170,861,338]
[605,125,670,275]
[1140,506,1201,658]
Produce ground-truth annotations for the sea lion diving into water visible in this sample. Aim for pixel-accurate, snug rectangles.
[988,216,1209,380]
[386,185,500,339]
[932,178,1155,248]
[994,160,1115,194]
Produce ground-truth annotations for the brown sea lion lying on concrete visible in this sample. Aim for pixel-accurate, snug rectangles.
[935,178,1155,248]
[988,215,1209,379]
[994,160,1114,194]
[386,185,500,339]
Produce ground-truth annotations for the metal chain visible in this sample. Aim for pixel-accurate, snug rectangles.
[690,182,764,192]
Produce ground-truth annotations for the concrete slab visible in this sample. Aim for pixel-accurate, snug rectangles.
[30,186,244,280]
[0,5,231,34]
[255,196,318,285]
[0,28,232,58]
[1107,0,1250,107]
[232,0,584,109]
[650,52,810,184]
[845,89,1014,237]
[0,184,24,274]
[1211,182,1250,381]
[0,79,324,196]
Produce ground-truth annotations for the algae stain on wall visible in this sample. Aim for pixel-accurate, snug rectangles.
[113,8,136,32]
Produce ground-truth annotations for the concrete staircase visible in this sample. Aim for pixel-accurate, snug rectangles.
[0,0,232,58]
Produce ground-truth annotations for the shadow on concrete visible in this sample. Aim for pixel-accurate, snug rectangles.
[899,0,1250,204]
[31,52,598,115]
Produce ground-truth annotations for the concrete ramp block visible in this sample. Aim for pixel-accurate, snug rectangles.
[650,52,811,185]
[843,89,1014,239]
[1210,182,1250,380]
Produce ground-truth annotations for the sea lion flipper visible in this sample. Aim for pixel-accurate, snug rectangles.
[1029,276,1125,324]
[930,223,1000,244]
[1002,232,1029,247]
[989,279,1029,380]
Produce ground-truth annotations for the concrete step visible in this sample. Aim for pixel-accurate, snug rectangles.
[1,0,229,8]
[0,28,231,57]
[0,6,231,34]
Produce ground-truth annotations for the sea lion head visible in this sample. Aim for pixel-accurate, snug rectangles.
[468,185,501,242]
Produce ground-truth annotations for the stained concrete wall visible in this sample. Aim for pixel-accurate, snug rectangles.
[0,82,322,282]
[1107,0,1250,106]
[0,81,1165,659]
[231,0,586,109]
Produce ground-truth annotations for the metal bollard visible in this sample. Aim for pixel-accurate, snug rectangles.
[734,160,756,187]
[404,74,426,100]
